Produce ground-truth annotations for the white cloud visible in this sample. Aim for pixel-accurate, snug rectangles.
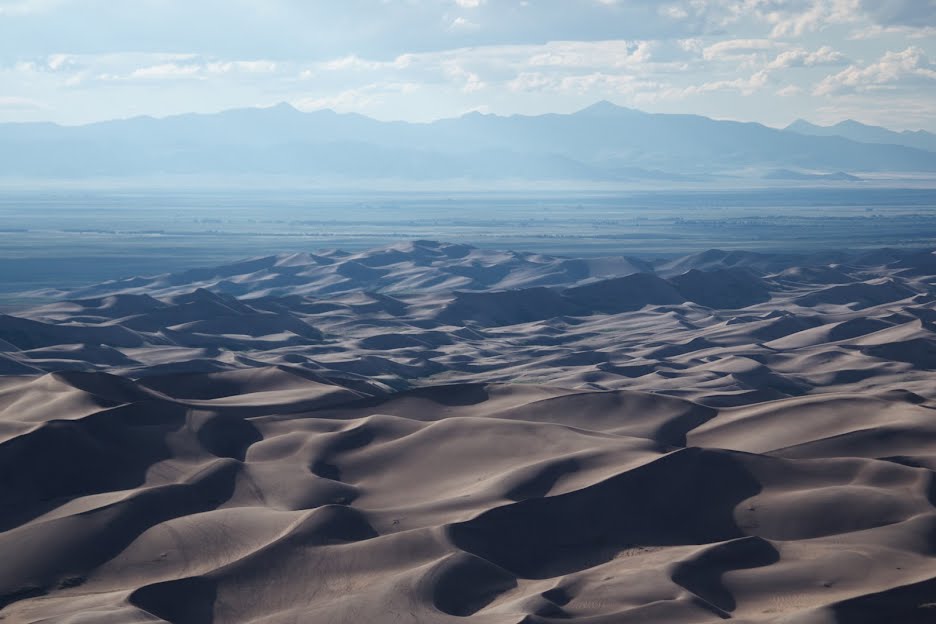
[776,84,803,96]
[850,24,936,39]
[293,89,377,112]
[459,104,491,115]
[768,1,854,38]
[46,53,74,70]
[448,16,479,31]
[292,81,419,113]
[206,60,277,74]
[690,0,861,38]
[767,45,846,69]
[320,55,385,72]
[703,39,777,61]
[527,40,654,69]
[676,70,771,97]
[29,54,283,84]
[815,46,936,95]
[128,63,203,80]
[722,0,936,38]
[443,61,486,92]
[507,71,649,95]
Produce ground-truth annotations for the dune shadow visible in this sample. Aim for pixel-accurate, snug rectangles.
[130,576,218,624]
[0,401,188,531]
[448,448,762,579]
[830,575,936,624]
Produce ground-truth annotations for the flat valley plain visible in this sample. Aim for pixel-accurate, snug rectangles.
[2,187,936,303]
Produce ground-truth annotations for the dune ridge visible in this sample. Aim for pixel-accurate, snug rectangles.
[3,241,936,622]
[5,241,936,405]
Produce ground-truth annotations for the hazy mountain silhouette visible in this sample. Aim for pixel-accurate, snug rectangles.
[786,118,936,154]
[764,169,862,182]
[2,101,935,182]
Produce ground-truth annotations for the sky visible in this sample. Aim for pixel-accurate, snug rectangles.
[0,0,935,130]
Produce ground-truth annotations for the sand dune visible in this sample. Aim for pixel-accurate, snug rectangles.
[670,268,771,309]
[9,241,936,402]
[2,372,936,622]
[3,241,936,622]
[35,241,653,302]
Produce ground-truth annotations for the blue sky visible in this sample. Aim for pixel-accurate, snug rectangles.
[1,0,935,129]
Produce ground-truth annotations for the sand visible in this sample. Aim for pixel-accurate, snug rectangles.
[2,241,936,622]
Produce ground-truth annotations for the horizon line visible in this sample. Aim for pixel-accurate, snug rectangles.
[0,99,904,133]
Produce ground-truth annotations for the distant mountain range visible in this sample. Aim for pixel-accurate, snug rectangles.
[1,101,934,184]
[785,118,936,154]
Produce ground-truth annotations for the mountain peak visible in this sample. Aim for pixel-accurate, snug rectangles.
[835,119,872,130]
[575,100,634,116]
[784,116,936,152]
[786,119,820,131]
[266,101,302,114]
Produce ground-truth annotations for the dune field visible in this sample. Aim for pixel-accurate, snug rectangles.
[3,240,936,622]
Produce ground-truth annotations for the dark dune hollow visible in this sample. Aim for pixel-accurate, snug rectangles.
[3,241,936,622]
